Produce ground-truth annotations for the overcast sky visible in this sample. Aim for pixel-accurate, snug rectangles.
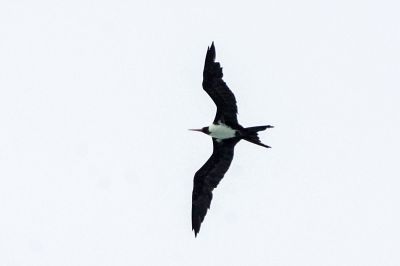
[1,0,399,265]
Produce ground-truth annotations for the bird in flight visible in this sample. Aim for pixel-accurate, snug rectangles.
[190,42,273,237]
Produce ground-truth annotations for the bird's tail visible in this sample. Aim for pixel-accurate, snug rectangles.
[242,125,273,148]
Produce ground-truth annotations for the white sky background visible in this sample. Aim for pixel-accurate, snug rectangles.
[0,0,399,265]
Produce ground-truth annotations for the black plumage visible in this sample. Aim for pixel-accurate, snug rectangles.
[192,138,239,237]
[191,42,272,237]
[202,42,240,129]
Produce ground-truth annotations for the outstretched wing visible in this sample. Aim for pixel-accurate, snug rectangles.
[192,138,239,236]
[202,42,239,128]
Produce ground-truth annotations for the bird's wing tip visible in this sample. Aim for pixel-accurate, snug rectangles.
[205,42,216,63]
[193,228,199,237]
[208,41,215,52]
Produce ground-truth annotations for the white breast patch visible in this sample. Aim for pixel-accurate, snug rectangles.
[208,123,236,139]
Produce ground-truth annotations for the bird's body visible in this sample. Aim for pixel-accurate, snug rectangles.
[190,42,273,237]
[208,123,237,139]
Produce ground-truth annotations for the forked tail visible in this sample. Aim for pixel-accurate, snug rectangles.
[242,125,273,148]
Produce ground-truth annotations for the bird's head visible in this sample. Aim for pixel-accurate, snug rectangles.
[189,127,209,135]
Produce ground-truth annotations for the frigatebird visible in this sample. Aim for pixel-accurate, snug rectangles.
[190,42,273,237]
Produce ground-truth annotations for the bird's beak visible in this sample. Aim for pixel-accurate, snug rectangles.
[188,129,202,132]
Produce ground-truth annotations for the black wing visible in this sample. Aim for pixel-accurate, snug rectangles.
[202,42,239,128]
[192,138,239,237]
